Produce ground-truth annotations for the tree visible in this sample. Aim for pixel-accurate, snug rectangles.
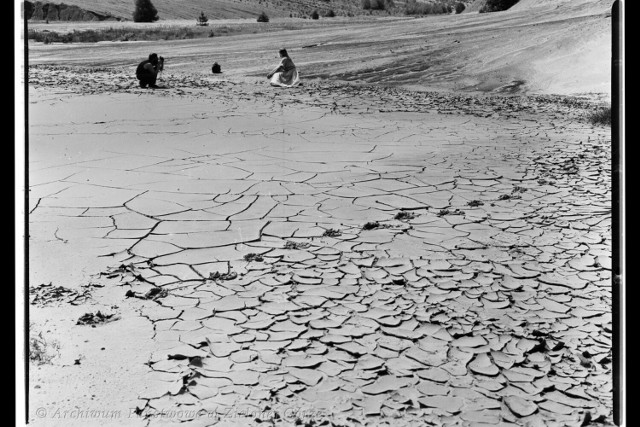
[311,9,319,19]
[196,11,209,26]
[257,11,269,22]
[479,0,520,13]
[133,0,159,22]
[455,2,465,13]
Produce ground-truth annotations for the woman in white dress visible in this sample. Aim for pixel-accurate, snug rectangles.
[267,49,300,87]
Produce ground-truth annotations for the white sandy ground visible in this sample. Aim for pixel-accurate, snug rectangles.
[26,79,614,426]
[21,1,618,426]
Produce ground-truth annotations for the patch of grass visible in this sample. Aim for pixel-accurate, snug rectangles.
[323,228,342,237]
[28,26,212,43]
[587,106,611,126]
[29,324,60,365]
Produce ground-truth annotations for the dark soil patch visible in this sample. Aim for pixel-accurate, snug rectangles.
[209,271,238,281]
[76,310,119,326]
[30,282,101,306]
[323,229,342,237]
[394,211,417,220]
[244,253,265,262]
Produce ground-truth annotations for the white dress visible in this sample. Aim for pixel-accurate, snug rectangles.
[269,57,301,88]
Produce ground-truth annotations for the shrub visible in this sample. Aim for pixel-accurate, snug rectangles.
[404,0,452,15]
[29,324,60,365]
[455,2,465,13]
[479,0,520,13]
[133,0,159,22]
[588,106,611,126]
[363,0,392,10]
[196,11,209,26]
[257,11,269,22]
[311,9,319,19]
[60,32,74,43]
[324,9,336,17]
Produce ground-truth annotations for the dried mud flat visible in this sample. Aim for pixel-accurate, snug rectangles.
[27,65,613,427]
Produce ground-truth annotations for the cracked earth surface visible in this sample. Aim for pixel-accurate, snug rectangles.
[28,68,612,426]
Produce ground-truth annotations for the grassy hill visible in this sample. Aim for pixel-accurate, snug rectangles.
[25,0,475,20]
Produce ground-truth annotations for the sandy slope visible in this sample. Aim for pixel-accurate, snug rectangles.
[27,0,612,96]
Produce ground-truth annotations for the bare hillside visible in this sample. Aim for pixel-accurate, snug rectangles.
[28,0,612,96]
[25,0,379,20]
[25,0,480,20]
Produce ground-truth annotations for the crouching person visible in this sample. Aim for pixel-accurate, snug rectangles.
[136,53,164,88]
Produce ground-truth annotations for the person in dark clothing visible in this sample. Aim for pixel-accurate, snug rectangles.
[136,53,164,88]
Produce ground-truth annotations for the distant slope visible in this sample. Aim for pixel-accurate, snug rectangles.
[510,0,608,9]
[28,0,611,96]
[24,0,477,20]
[24,1,123,21]
[25,0,369,20]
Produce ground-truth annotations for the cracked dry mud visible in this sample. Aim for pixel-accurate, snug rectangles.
[28,67,612,426]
